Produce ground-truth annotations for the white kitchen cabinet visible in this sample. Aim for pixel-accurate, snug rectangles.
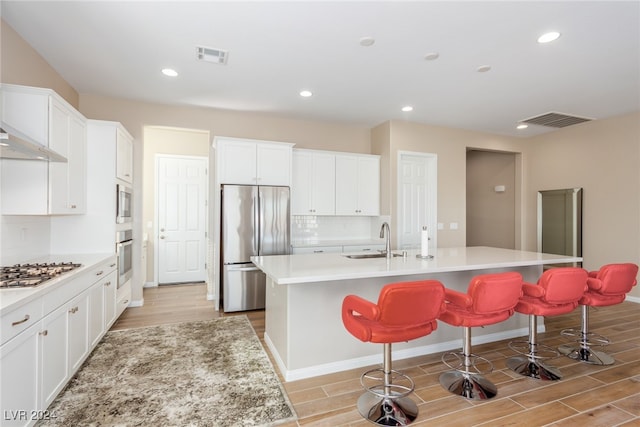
[67,291,89,373]
[0,322,40,427]
[0,255,118,426]
[335,154,380,216]
[292,149,336,215]
[116,126,133,183]
[115,280,131,322]
[1,84,87,215]
[216,137,294,186]
[40,304,68,408]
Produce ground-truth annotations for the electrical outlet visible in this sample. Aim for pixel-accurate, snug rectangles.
[449,222,458,230]
[437,223,444,230]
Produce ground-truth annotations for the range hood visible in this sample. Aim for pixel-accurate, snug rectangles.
[0,122,67,162]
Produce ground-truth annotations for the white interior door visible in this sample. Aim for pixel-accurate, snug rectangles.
[397,152,437,250]
[157,156,207,284]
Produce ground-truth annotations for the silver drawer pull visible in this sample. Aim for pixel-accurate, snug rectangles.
[123,300,129,304]
[69,307,79,314]
[109,263,116,268]
[11,315,30,326]
[96,270,104,276]
[104,281,111,287]
[39,330,48,336]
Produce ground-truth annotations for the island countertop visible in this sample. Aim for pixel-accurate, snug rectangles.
[251,246,582,285]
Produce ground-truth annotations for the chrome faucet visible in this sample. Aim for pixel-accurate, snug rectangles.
[379,222,391,258]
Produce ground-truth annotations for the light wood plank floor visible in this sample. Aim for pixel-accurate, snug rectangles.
[112,284,640,426]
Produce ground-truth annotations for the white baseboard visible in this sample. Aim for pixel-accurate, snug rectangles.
[143,281,158,288]
[266,326,533,382]
[626,295,640,303]
[128,299,144,307]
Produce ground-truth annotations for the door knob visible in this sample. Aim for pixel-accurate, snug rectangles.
[160,228,165,232]
[160,236,165,239]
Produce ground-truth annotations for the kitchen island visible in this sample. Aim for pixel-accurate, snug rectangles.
[252,246,582,381]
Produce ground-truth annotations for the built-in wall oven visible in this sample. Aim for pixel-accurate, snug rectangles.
[116,229,133,288]
[116,183,132,224]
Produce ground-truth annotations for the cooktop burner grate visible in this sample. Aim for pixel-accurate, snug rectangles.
[0,262,82,288]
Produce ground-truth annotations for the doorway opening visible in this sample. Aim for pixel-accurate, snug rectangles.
[143,126,211,289]
[466,149,521,249]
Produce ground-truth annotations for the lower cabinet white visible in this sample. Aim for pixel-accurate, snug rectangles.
[40,305,69,409]
[0,322,40,427]
[0,255,118,427]
[292,246,343,254]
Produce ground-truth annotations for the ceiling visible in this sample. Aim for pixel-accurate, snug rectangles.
[1,1,639,138]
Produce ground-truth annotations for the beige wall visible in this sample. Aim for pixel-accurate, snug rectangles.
[383,120,525,248]
[143,127,210,284]
[0,20,78,108]
[523,112,640,285]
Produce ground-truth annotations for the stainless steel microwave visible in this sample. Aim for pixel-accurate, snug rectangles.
[116,183,132,224]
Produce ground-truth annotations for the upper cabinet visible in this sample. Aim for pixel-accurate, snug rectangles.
[1,84,87,215]
[216,137,294,186]
[292,149,335,215]
[116,127,133,183]
[335,154,380,216]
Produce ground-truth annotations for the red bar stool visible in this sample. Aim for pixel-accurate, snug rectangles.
[438,272,523,400]
[558,263,638,365]
[507,267,588,380]
[342,280,446,426]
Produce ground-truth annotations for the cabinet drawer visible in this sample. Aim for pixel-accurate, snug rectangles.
[292,246,342,254]
[1,297,43,345]
[343,245,385,253]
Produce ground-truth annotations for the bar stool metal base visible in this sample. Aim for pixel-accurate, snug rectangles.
[439,371,497,400]
[506,356,563,381]
[557,344,615,366]
[357,393,418,426]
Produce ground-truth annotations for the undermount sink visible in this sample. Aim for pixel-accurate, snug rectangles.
[343,252,403,259]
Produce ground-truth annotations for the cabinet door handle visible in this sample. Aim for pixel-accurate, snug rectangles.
[109,263,116,268]
[96,270,104,276]
[104,281,112,287]
[39,330,48,336]
[69,306,79,314]
[11,314,30,326]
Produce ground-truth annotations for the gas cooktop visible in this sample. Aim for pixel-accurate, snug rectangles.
[0,262,82,289]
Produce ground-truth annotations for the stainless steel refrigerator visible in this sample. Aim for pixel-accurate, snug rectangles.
[221,185,290,312]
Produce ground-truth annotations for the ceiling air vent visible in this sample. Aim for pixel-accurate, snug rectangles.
[520,112,593,128]
[196,46,228,64]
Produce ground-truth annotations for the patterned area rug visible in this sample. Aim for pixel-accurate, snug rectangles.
[38,316,296,426]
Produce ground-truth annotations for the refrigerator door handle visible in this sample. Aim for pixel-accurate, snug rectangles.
[258,190,264,255]
[254,192,260,255]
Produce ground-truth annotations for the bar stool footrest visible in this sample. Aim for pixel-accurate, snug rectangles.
[441,351,494,376]
[360,368,415,400]
[560,328,610,347]
[508,340,559,360]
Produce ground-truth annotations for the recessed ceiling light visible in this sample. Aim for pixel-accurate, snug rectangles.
[161,68,178,77]
[476,65,491,73]
[401,106,413,112]
[516,124,528,130]
[299,90,313,98]
[538,31,561,43]
[424,52,439,61]
[359,36,375,47]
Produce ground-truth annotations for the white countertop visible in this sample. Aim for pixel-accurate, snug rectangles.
[252,246,582,285]
[1,253,115,315]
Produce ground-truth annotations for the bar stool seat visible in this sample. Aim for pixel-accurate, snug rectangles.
[342,280,446,426]
[507,267,588,380]
[438,272,523,400]
[558,263,638,365]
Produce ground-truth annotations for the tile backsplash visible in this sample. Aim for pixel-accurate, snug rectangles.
[292,215,390,242]
[0,216,51,265]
